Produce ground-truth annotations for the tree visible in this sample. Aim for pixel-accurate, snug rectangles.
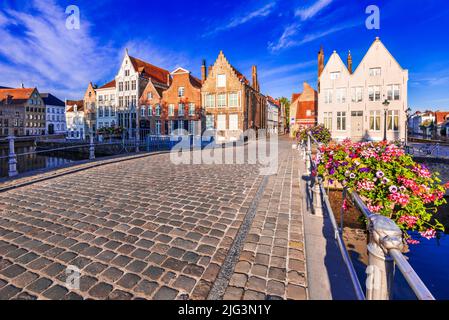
[278,97,291,128]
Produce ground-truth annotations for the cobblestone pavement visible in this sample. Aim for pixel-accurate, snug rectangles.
[0,137,306,300]
[223,141,306,300]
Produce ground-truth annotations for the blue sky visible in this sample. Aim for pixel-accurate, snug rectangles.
[0,0,448,111]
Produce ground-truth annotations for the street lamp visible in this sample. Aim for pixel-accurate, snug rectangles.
[383,99,390,141]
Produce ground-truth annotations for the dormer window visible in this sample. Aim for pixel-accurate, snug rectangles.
[217,74,226,88]
[125,70,130,77]
[147,92,153,100]
[178,87,185,97]
[330,72,340,80]
[369,68,381,76]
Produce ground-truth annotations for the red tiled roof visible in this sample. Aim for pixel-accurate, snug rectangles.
[190,75,202,89]
[99,79,116,89]
[129,56,170,85]
[66,100,84,112]
[0,88,35,104]
[291,93,301,104]
[435,111,449,125]
[267,96,280,107]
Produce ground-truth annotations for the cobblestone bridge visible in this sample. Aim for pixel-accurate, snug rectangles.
[0,137,307,300]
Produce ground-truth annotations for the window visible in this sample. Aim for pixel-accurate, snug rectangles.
[368,86,381,101]
[119,82,123,91]
[324,89,333,104]
[156,120,161,135]
[188,120,195,135]
[369,111,381,131]
[388,110,399,131]
[336,112,346,131]
[111,107,116,117]
[124,96,130,107]
[189,103,195,116]
[369,68,381,76]
[206,115,214,129]
[119,97,123,108]
[125,82,129,91]
[178,104,184,116]
[387,84,401,101]
[205,94,215,108]
[323,112,332,130]
[131,80,136,91]
[98,107,103,117]
[131,96,136,106]
[229,93,238,107]
[125,70,130,76]
[217,114,226,130]
[217,74,226,88]
[147,92,153,100]
[111,95,115,101]
[168,104,175,116]
[336,88,346,103]
[104,107,110,117]
[148,106,153,116]
[330,72,341,80]
[351,87,363,102]
[178,87,185,97]
[155,105,161,116]
[169,120,175,134]
[217,94,226,107]
[99,95,103,102]
[141,107,146,117]
[229,114,239,131]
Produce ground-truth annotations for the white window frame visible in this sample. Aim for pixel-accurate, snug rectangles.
[217,114,226,131]
[330,72,341,80]
[229,114,239,131]
[217,74,226,88]
[217,93,226,107]
[369,111,381,131]
[336,112,346,131]
[229,93,238,107]
[178,87,185,97]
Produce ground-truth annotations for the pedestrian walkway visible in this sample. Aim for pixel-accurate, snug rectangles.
[0,136,309,300]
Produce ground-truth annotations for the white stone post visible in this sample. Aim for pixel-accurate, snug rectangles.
[312,177,324,216]
[8,135,18,177]
[366,214,403,300]
[305,134,311,175]
[89,133,95,160]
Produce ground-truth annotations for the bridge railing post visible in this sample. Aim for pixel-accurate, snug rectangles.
[312,176,324,217]
[365,214,403,300]
[8,135,18,177]
[135,128,140,153]
[89,134,95,160]
[305,134,311,175]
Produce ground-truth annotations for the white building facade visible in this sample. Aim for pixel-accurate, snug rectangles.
[96,82,117,130]
[66,101,85,140]
[318,38,409,142]
[267,98,279,134]
[40,93,66,135]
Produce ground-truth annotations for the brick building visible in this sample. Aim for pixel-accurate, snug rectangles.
[161,67,203,135]
[0,87,45,136]
[201,51,267,142]
[289,82,318,136]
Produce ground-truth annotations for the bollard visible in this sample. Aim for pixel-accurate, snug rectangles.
[305,134,311,175]
[135,129,140,153]
[312,177,324,216]
[8,135,18,177]
[366,214,403,300]
[89,134,95,160]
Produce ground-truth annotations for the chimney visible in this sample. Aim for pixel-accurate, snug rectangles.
[318,46,324,93]
[201,59,207,83]
[252,65,259,92]
[167,74,170,86]
[347,50,353,74]
[21,82,25,88]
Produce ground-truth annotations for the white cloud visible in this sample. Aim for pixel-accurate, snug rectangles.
[204,2,276,37]
[0,0,115,99]
[295,0,333,21]
[259,60,315,78]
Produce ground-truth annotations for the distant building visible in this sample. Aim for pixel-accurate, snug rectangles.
[161,67,203,135]
[318,38,408,142]
[267,96,279,134]
[95,80,117,131]
[66,100,85,140]
[40,93,66,135]
[0,87,45,136]
[290,82,317,137]
[202,51,267,142]
[435,111,449,136]
[83,82,97,136]
[408,111,435,136]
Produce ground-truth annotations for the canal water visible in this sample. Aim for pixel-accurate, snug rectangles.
[0,144,86,178]
[330,191,449,300]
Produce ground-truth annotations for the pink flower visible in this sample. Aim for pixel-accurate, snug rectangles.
[407,239,420,245]
[398,215,419,228]
[388,193,410,207]
[367,204,382,213]
[342,199,348,212]
[420,229,437,240]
